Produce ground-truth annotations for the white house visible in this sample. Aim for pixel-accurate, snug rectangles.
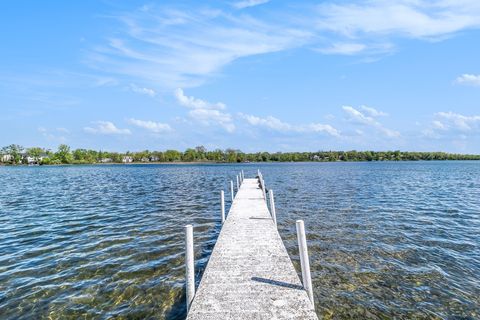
[122,156,133,163]
[1,154,13,163]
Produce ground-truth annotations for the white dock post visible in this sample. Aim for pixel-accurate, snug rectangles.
[185,225,195,311]
[230,180,234,202]
[269,190,277,226]
[296,220,314,307]
[261,176,267,201]
[221,190,225,223]
[241,170,244,182]
[236,175,240,190]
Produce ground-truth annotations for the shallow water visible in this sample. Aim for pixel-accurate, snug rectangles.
[0,162,479,319]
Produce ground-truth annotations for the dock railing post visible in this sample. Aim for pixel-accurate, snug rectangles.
[241,170,244,182]
[269,190,277,226]
[185,225,195,311]
[236,175,240,190]
[230,180,234,202]
[221,190,225,223]
[296,220,314,307]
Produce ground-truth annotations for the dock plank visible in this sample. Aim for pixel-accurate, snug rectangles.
[186,178,318,320]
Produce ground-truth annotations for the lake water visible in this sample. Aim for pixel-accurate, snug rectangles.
[0,162,479,319]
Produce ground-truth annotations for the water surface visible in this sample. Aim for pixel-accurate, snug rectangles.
[0,162,479,319]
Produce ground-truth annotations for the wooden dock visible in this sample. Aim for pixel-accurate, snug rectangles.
[186,175,318,319]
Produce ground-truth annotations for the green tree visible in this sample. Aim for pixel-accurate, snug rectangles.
[55,144,73,164]
[2,144,24,164]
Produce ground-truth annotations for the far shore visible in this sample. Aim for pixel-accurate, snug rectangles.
[2,159,480,167]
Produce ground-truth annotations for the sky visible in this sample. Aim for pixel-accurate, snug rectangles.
[1,0,480,153]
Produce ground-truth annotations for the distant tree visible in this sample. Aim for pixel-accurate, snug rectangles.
[2,144,24,164]
[55,144,73,164]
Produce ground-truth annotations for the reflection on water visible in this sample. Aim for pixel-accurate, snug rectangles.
[0,162,479,319]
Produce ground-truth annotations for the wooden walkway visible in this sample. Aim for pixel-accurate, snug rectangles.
[186,178,318,319]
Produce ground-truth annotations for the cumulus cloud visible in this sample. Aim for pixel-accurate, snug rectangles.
[233,0,270,9]
[455,74,480,87]
[435,111,480,131]
[423,111,480,139]
[238,113,340,137]
[174,88,234,132]
[84,121,131,135]
[360,105,388,117]
[174,88,225,110]
[127,118,172,133]
[189,109,235,133]
[342,105,399,137]
[129,84,156,96]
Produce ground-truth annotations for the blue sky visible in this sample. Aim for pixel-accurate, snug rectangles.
[1,0,480,153]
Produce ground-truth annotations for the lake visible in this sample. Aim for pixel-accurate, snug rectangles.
[0,162,479,319]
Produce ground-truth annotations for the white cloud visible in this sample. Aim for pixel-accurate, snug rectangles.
[316,42,367,55]
[360,105,388,117]
[423,111,480,139]
[174,88,234,132]
[190,109,235,133]
[233,0,270,9]
[316,1,480,39]
[37,127,68,142]
[127,118,172,133]
[240,114,292,131]
[304,123,341,137]
[84,121,131,135]
[86,1,480,88]
[88,8,310,88]
[129,84,156,96]
[436,111,480,131]
[342,106,399,137]
[174,88,225,110]
[239,113,340,137]
[455,74,480,87]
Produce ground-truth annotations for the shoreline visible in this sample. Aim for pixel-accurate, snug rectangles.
[2,159,480,167]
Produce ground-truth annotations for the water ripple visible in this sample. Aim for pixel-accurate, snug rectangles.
[0,162,479,319]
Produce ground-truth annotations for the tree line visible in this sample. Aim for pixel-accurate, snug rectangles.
[1,144,480,165]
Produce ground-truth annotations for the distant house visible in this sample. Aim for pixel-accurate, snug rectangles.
[149,156,159,162]
[1,154,13,163]
[140,157,149,162]
[122,156,133,163]
[24,153,47,165]
[99,158,113,163]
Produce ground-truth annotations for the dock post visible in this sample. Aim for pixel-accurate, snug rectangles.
[296,220,314,307]
[269,190,277,226]
[221,190,225,223]
[260,175,267,201]
[230,180,234,202]
[241,170,244,182]
[236,175,240,190]
[185,225,195,310]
